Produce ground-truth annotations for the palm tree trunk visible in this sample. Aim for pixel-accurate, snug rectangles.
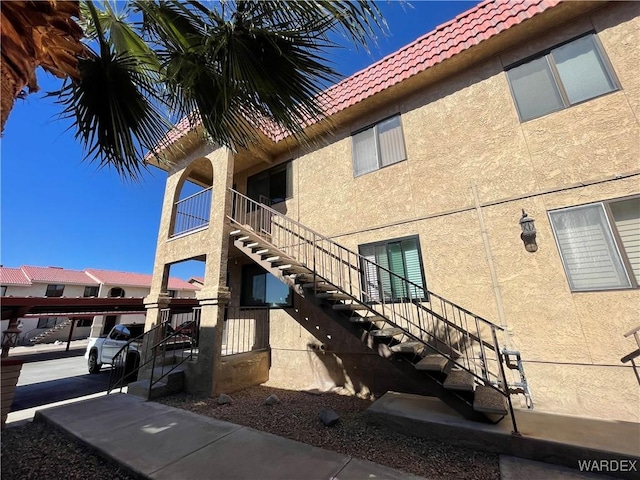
[1,58,18,133]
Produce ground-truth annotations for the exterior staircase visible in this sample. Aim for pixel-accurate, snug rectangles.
[228,189,533,432]
[108,309,200,400]
[29,319,73,344]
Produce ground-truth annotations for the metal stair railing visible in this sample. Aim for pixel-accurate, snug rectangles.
[107,307,200,395]
[229,188,527,428]
[147,307,201,398]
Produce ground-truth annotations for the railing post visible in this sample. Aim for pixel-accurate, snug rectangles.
[491,326,519,435]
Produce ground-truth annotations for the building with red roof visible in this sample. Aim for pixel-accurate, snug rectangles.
[143,0,639,425]
[1,265,199,344]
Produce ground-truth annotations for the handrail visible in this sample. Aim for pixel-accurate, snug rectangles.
[148,307,200,397]
[230,188,502,330]
[108,319,169,394]
[175,186,212,205]
[108,308,201,395]
[228,187,528,432]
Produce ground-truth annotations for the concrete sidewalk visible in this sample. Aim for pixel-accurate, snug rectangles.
[368,392,640,480]
[10,339,89,363]
[35,393,423,480]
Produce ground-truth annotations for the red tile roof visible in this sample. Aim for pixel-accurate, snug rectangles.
[85,269,198,291]
[0,267,31,285]
[148,0,562,153]
[1,266,199,291]
[20,265,98,285]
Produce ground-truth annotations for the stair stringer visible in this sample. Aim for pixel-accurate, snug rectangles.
[232,232,491,423]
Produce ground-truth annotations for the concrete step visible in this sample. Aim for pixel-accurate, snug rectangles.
[301,282,334,290]
[390,341,424,354]
[415,354,448,372]
[245,242,260,248]
[443,368,475,392]
[127,379,169,400]
[316,292,352,300]
[473,385,508,415]
[237,236,250,242]
[230,230,243,236]
[278,264,310,273]
[349,316,384,324]
[369,328,404,338]
[333,303,369,311]
[130,366,185,400]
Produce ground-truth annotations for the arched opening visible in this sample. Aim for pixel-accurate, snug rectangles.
[171,157,214,237]
[108,287,125,298]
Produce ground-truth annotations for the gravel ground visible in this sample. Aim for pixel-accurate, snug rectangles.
[2,386,499,480]
[159,385,500,480]
[1,421,136,480]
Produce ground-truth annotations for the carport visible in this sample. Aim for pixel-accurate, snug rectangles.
[1,297,199,356]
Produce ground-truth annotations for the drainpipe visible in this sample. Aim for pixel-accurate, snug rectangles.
[471,183,509,347]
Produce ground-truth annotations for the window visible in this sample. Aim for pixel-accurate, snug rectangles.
[240,264,292,307]
[1,286,6,296]
[45,284,64,297]
[549,197,639,291]
[359,236,427,302]
[247,161,292,206]
[77,319,93,328]
[352,115,407,177]
[84,286,99,297]
[167,290,176,298]
[108,287,125,297]
[37,317,58,329]
[506,33,618,121]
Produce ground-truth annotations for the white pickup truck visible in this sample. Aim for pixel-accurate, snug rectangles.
[85,323,145,374]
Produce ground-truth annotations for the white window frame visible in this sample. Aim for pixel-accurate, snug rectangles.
[549,196,640,292]
[506,32,619,122]
[352,115,407,177]
[358,235,428,303]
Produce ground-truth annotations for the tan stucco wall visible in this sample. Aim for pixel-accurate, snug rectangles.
[4,283,89,297]
[153,3,640,421]
[215,350,270,394]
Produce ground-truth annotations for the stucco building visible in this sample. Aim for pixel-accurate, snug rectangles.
[0,266,198,344]
[144,0,640,423]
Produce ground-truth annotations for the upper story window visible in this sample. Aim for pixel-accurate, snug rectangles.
[352,115,407,177]
[247,161,292,206]
[549,196,639,292]
[506,33,618,122]
[359,236,427,303]
[108,287,125,298]
[45,284,64,297]
[84,286,99,297]
[1,286,6,296]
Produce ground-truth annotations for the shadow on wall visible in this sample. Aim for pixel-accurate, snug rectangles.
[286,295,440,398]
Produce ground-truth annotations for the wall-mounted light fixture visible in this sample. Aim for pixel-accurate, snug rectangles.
[519,209,538,253]
[1,323,21,357]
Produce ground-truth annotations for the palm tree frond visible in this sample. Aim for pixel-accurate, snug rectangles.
[51,49,172,179]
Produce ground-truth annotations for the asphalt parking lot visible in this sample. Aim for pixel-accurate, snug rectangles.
[7,341,112,421]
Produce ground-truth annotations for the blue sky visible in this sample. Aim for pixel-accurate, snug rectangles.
[0,1,477,280]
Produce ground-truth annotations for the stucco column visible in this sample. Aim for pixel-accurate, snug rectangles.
[186,148,235,396]
[141,294,171,365]
[188,288,231,396]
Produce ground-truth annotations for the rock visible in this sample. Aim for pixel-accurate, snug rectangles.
[318,409,340,427]
[264,394,280,406]
[217,394,233,405]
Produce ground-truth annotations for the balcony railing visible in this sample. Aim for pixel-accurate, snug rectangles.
[172,187,212,236]
[222,306,269,356]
